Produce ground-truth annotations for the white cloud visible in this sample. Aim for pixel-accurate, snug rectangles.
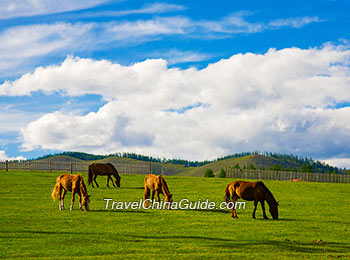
[269,16,322,28]
[1,44,349,161]
[323,158,350,169]
[0,150,26,161]
[0,12,322,77]
[87,3,187,17]
[0,0,108,19]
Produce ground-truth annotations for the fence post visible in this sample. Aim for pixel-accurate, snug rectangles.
[5,160,8,172]
[70,163,73,174]
[149,163,152,174]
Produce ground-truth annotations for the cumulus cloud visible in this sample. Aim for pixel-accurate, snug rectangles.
[0,150,26,161]
[1,44,349,161]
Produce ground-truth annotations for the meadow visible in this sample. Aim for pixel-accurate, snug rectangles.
[0,170,349,259]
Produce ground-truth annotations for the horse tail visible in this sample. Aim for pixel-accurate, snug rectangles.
[258,181,277,204]
[224,184,231,203]
[51,178,60,201]
[87,165,93,185]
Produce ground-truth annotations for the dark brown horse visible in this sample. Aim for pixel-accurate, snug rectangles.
[144,174,173,209]
[52,174,91,211]
[224,180,278,219]
[88,163,121,188]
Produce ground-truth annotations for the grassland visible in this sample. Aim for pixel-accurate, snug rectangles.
[0,170,349,259]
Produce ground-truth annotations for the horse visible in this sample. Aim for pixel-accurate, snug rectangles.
[51,174,91,211]
[224,180,278,219]
[144,174,173,209]
[88,163,121,188]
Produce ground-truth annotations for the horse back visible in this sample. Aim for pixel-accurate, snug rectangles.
[144,174,158,191]
[230,180,264,201]
[90,163,118,175]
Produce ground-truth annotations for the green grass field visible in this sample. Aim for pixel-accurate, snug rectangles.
[1,171,349,259]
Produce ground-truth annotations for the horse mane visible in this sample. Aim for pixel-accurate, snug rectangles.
[258,181,277,205]
[78,175,88,196]
[158,175,170,196]
[107,163,120,177]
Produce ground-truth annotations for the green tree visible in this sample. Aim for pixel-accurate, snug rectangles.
[219,168,226,178]
[248,164,256,170]
[204,168,214,177]
[300,163,314,173]
[233,163,240,169]
[269,164,284,171]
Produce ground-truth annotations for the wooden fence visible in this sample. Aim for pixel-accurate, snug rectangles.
[0,160,151,175]
[226,169,350,183]
[1,160,350,183]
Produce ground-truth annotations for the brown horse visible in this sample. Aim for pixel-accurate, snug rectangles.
[88,163,121,188]
[52,174,91,211]
[144,174,173,209]
[224,180,278,219]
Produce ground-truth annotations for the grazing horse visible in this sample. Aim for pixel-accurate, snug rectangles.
[144,174,173,209]
[52,174,91,211]
[224,180,278,219]
[88,163,121,188]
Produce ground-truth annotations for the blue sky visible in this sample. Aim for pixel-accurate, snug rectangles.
[1,0,350,167]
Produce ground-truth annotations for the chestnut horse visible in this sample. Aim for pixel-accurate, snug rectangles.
[224,180,278,219]
[144,174,173,209]
[52,174,91,211]
[88,163,121,188]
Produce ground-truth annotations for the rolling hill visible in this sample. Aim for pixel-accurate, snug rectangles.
[35,152,344,176]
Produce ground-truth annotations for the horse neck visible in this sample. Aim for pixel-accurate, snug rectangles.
[263,187,277,207]
[159,178,170,197]
[79,181,88,197]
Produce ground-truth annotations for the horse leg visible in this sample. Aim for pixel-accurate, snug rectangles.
[229,196,239,219]
[143,186,150,207]
[261,200,269,219]
[78,193,83,211]
[70,191,75,211]
[58,184,62,210]
[151,190,155,203]
[91,174,95,188]
[231,208,238,219]
[106,175,110,188]
[61,189,67,210]
[111,176,116,188]
[156,192,161,203]
[252,200,258,219]
[94,175,99,188]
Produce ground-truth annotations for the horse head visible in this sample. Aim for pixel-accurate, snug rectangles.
[115,176,121,187]
[165,194,173,209]
[269,202,278,220]
[82,195,91,211]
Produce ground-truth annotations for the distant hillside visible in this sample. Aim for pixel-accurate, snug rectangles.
[188,154,343,177]
[37,154,195,176]
[38,155,85,163]
[35,151,343,176]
